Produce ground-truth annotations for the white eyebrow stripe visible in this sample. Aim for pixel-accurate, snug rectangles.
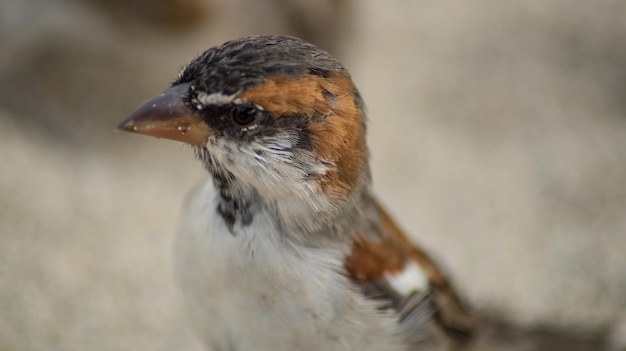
[384,261,429,296]
[194,92,267,113]
[196,92,241,106]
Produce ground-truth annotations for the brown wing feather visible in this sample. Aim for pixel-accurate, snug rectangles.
[344,194,480,349]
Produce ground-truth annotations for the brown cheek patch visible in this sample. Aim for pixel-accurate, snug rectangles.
[237,75,334,117]
[309,74,365,200]
[238,73,366,201]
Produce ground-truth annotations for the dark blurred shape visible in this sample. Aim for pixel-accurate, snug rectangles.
[83,0,210,31]
[471,321,609,351]
[273,0,348,53]
[0,36,152,146]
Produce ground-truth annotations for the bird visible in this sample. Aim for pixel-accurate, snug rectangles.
[119,35,478,351]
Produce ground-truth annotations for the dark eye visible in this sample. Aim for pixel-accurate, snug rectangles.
[230,105,257,126]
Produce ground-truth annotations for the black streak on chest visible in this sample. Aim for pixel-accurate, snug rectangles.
[212,172,253,235]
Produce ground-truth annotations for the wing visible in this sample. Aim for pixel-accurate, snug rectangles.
[344,193,479,349]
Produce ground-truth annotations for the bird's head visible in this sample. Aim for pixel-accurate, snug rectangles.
[119,35,369,210]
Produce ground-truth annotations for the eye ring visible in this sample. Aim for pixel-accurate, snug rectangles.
[230,105,257,126]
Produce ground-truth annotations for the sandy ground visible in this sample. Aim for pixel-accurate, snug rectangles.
[1,0,625,350]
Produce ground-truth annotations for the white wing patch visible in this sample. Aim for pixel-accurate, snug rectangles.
[384,261,429,296]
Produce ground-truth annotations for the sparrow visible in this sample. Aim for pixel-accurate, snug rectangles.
[119,35,478,351]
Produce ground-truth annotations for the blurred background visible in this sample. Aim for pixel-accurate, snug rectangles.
[1,0,625,350]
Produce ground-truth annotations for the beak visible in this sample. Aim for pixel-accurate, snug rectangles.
[118,83,211,146]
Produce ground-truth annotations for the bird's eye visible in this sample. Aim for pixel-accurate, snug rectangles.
[230,105,257,126]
